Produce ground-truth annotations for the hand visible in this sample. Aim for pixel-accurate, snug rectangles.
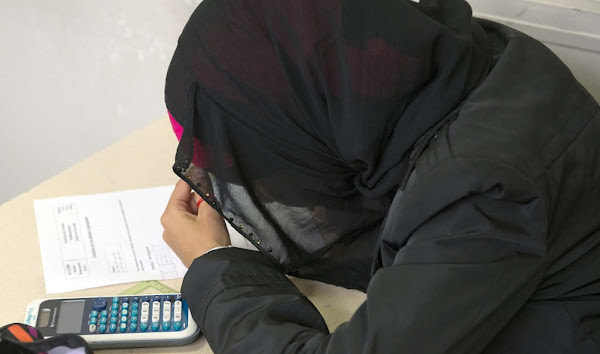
[161,179,231,267]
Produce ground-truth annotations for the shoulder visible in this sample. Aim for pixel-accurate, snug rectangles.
[441,21,599,182]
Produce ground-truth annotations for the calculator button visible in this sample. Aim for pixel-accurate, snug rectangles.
[122,302,129,310]
[91,310,98,317]
[162,301,171,322]
[174,321,182,331]
[110,317,118,324]
[109,323,117,333]
[100,317,107,325]
[111,309,118,317]
[131,316,138,324]
[162,322,171,331]
[140,313,149,324]
[89,324,97,333]
[120,316,127,323]
[151,322,160,332]
[131,308,139,316]
[112,296,119,303]
[92,298,107,311]
[100,310,108,317]
[140,322,148,332]
[132,302,139,310]
[119,323,127,333]
[174,313,182,322]
[152,301,160,313]
[99,324,107,333]
[90,317,97,325]
[121,309,128,316]
[130,322,137,332]
[111,303,119,310]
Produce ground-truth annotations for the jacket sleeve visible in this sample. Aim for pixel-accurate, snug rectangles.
[181,158,548,353]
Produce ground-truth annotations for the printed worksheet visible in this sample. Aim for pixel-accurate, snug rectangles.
[34,186,188,294]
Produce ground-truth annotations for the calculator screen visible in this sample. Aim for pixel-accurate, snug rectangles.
[56,300,85,334]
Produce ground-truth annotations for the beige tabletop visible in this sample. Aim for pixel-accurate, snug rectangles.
[0,118,366,353]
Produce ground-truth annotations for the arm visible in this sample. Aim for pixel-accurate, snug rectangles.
[180,160,548,353]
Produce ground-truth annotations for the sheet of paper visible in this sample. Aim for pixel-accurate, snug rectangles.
[34,186,188,294]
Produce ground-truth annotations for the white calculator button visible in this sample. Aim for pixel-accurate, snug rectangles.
[89,324,97,333]
[152,314,160,323]
[140,314,149,324]
[174,300,182,309]
[174,313,182,322]
[163,301,171,322]
[141,302,150,317]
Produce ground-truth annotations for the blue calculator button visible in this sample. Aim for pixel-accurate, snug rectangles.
[121,309,128,316]
[119,323,127,332]
[111,309,118,317]
[151,322,160,332]
[174,321,182,331]
[132,302,139,310]
[92,299,106,311]
[111,303,119,310]
[130,323,137,332]
[100,317,107,325]
[90,317,97,325]
[122,302,129,309]
[90,310,98,317]
[112,296,119,303]
[109,323,117,333]
[140,323,148,332]
[131,308,138,316]
[100,310,108,317]
[110,317,117,324]
[120,316,127,323]
[162,322,171,331]
[131,316,138,323]
[99,324,107,333]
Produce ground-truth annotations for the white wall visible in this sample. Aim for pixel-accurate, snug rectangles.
[1,0,599,205]
[0,0,200,204]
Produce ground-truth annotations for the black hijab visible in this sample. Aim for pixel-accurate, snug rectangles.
[165,0,490,269]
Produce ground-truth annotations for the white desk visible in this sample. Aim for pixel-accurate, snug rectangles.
[0,118,366,353]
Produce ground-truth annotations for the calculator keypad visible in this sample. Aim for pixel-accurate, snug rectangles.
[85,294,190,334]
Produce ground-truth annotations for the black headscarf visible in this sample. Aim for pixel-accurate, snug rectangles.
[165,0,490,269]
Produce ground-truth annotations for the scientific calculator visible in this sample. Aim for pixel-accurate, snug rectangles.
[24,293,199,349]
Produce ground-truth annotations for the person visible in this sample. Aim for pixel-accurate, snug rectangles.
[160,0,600,352]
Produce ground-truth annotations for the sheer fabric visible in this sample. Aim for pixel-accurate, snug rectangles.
[164,0,490,269]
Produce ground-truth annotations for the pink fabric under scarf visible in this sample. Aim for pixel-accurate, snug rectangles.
[168,111,212,168]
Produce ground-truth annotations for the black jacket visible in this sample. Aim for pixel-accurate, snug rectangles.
[180,20,600,353]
